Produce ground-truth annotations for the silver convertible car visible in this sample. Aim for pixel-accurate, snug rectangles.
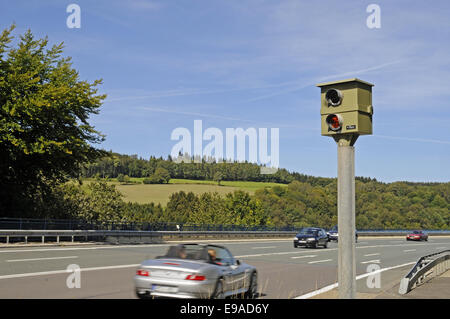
[134,243,258,299]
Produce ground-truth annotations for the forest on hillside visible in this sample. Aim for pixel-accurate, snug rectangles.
[81,152,379,186]
[55,153,450,230]
[39,178,449,230]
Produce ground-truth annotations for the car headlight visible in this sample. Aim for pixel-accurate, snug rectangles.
[293,237,298,240]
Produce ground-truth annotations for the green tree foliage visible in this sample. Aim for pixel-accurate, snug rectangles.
[31,178,450,230]
[153,167,170,184]
[41,181,124,222]
[0,26,106,217]
[166,191,200,223]
[142,167,171,184]
[117,174,130,184]
[213,171,223,186]
[78,152,449,230]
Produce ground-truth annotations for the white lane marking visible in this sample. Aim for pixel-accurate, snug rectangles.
[235,249,331,258]
[291,255,317,259]
[403,249,416,252]
[435,247,447,250]
[0,239,293,254]
[251,246,277,249]
[357,242,447,249]
[1,239,448,254]
[6,256,78,262]
[295,261,416,299]
[308,259,332,264]
[361,259,380,264]
[0,264,140,280]
[363,253,380,257]
[0,244,171,254]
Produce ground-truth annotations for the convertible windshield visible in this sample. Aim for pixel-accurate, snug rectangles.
[162,244,210,261]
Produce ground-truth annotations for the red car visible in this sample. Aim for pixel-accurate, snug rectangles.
[406,230,428,241]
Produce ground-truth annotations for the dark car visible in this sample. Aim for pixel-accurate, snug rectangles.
[293,227,329,248]
[326,225,358,243]
[406,230,428,241]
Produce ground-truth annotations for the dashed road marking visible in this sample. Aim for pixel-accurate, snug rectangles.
[0,264,140,280]
[308,259,332,264]
[361,259,380,264]
[6,256,78,262]
[363,253,380,257]
[291,255,317,259]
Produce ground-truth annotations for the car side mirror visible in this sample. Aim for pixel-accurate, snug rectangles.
[236,259,241,265]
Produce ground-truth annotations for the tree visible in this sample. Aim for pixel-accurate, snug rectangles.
[0,26,106,217]
[153,167,171,184]
[166,191,199,223]
[213,171,223,186]
[117,174,130,184]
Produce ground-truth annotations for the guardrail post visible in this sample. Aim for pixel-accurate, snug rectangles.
[57,236,60,244]
[42,235,45,244]
[398,278,409,294]
[6,236,9,244]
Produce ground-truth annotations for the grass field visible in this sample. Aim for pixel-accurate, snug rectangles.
[81,178,287,206]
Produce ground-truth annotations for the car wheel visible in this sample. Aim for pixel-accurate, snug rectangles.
[293,243,298,248]
[136,289,152,299]
[212,279,225,299]
[244,272,258,299]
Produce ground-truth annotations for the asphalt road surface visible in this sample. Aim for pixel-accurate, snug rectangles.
[0,237,449,299]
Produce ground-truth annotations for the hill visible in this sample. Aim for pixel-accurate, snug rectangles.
[81,178,287,205]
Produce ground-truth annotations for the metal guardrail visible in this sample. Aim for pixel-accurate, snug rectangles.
[0,218,301,232]
[399,250,450,295]
[1,217,449,233]
[1,229,449,245]
[0,229,298,244]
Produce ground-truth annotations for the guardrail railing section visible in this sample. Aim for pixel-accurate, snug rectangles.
[399,250,450,295]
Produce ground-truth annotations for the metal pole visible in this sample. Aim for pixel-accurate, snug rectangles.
[337,139,356,299]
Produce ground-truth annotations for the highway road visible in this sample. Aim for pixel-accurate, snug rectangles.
[0,237,449,299]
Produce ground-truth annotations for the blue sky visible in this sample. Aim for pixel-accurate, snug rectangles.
[1,0,449,182]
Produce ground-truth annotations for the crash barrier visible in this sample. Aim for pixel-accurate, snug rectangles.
[0,229,298,245]
[1,217,449,235]
[0,218,300,232]
[398,250,450,295]
[1,229,450,245]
